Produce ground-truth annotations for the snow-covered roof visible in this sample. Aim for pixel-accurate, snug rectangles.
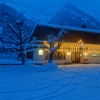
[38,23,100,34]
[33,24,100,44]
[27,40,48,49]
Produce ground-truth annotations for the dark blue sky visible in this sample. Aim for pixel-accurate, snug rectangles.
[70,0,100,21]
[0,0,99,21]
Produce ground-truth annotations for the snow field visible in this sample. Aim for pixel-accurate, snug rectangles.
[0,64,100,100]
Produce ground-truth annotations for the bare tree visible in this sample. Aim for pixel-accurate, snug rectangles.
[47,29,68,63]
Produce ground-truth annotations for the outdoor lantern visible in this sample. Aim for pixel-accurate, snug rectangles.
[84,52,88,56]
[38,49,43,55]
[67,52,71,55]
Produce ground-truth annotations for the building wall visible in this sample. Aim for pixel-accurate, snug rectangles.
[58,42,100,64]
[26,42,100,64]
[44,42,100,64]
[26,48,46,62]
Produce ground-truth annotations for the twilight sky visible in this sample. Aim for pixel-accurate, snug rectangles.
[0,0,99,21]
[70,0,100,21]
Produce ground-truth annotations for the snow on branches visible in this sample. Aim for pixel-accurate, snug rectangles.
[47,29,68,63]
[2,18,37,64]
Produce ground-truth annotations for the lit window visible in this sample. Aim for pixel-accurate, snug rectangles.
[92,53,100,57]
[38,50,43,55]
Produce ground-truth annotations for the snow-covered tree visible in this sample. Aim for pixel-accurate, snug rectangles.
[47,29,68,63]
[0,4,37,64]
[2,18,36,65]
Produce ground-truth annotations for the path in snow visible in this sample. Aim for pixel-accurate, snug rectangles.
[0,64,100,100]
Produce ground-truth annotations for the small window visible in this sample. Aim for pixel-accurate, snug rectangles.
[26,52,33,59]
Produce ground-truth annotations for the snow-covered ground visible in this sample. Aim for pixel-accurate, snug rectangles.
[0,64,100,100]
[0,59,22,65]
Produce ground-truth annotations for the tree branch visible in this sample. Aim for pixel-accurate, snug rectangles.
[24,24,37,43]
[8,22,20,40]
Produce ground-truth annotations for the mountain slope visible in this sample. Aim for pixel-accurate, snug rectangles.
[49,2,100,30]
[0,1,100,30]
[0,4,35,44]
[0,0,67,24]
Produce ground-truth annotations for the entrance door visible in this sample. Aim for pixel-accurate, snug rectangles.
[71,52,80,63]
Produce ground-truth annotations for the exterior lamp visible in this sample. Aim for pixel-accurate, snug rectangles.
[84,52,88,56]
[67,52,71,56]
[38,49,43,55]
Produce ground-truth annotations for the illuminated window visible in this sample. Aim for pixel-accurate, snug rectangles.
[38,50,43,55]
[92,53,100,57]
[53,51,65,60]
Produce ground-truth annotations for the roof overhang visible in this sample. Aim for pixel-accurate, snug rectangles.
[38,23,100,34]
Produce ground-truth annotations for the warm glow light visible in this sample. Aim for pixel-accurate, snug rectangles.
[67,52,71,55]
[77,39,84,47]
[44,41,49,47]
[38,50,43,55]
[80,54,82,56]
[84,52,88,56]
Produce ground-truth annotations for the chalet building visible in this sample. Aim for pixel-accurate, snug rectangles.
[26,24,100,64]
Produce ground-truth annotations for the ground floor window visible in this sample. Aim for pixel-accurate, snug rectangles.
[26,52,33,59]
[53,51,65,60]
[45,51,65,60]
[92,53,100,57]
